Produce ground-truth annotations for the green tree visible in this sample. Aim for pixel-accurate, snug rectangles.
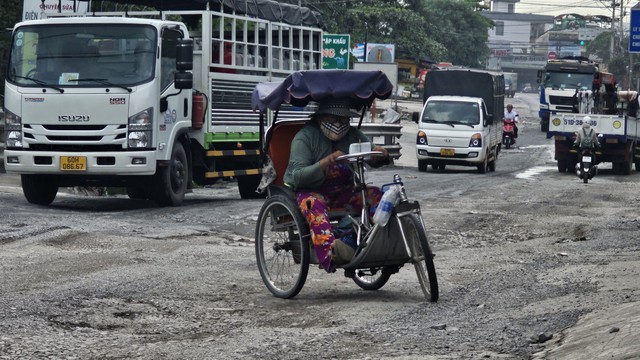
[585,31,614,63]
[305,0,491,67]
[419,0,493,67]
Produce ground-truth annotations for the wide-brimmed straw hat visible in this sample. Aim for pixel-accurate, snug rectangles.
[315,98,361,118]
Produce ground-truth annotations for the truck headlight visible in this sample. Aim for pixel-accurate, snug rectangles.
[416,130,428,145]
[128,107,153,149]
[469,133,482,148]
[4,109,23,148]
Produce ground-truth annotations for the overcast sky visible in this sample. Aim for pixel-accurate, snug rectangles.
[515,0,632,20]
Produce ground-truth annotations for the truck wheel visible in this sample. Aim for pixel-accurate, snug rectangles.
[477,155,488,174]
[418,160,428,172]
[622,146,634,175]
[238,174,266,199]
[621,159,632,175]
[21,174,58,205]
[488,156,496,172]
[557,159,567,173]
[152,142,188,206]
[541,122,549,132]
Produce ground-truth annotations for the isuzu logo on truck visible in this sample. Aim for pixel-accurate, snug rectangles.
[58,115,90,122]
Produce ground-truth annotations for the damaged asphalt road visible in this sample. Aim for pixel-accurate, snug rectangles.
[1,94,639,359]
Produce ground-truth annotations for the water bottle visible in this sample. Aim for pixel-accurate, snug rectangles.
[373,185,400,226]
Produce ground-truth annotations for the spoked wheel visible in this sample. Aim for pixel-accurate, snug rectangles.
[255,194,310,299]
[352,266,396,291]
[401,214,439,302]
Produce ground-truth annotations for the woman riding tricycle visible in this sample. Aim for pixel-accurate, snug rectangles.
[252,70,438,301]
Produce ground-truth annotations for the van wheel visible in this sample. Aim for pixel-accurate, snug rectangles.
[418,160,428,172]
[477,156,488,174]
[488,147,498,172]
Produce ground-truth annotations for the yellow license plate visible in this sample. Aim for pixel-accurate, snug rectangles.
[440,148,455,156]
[60,156,87,171]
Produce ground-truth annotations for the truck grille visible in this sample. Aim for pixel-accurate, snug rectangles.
[22,124,128,151]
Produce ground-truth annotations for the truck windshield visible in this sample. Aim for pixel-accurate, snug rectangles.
[543,71,594,90]
[7,24,157,87]
[422,101,480,126]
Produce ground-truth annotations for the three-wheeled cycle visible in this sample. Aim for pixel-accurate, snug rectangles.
[251,70,438,301]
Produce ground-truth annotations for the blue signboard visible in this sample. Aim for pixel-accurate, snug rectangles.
[630,8,640,53]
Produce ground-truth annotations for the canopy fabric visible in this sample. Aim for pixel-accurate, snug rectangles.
[251,70,394,113]
[105,0,324,28]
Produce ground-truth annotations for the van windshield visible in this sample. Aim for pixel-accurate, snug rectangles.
[7,24,157,87]
[422,101,479,126]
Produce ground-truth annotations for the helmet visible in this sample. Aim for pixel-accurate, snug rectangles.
[582,116,592,129]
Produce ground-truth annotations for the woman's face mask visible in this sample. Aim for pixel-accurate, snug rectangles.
[320,115,350,141]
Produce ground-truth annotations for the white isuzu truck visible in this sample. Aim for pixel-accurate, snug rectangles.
[412,68,504,173]
[3,2,323,205]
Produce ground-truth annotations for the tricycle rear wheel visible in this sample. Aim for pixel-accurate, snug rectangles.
[255,194,310,299]
[402,214,439,302]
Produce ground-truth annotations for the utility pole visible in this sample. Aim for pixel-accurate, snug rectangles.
[611,0,617,56]
[621,0,626,52]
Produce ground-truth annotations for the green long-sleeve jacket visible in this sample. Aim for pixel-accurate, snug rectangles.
[283,121,370,190]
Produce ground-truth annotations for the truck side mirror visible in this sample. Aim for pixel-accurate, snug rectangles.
[485,113,492,126]
[176,39,193,71]
[174,71,193,90]
[412,112,420,123]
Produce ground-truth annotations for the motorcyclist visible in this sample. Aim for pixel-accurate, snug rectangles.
[574,116,599,151]
[504,104,519,138]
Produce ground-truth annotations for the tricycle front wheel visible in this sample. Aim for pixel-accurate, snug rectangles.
[352,267,396,291]
[402,214,439,302]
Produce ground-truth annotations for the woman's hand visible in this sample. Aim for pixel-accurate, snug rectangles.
[373,145,389,159]
[367,146,390,167]
[319,150,345,169]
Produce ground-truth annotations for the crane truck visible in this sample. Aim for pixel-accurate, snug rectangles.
[547,87,640,175]
[538,57,615,132]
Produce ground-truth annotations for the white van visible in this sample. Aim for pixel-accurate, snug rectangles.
[413,69,504,173]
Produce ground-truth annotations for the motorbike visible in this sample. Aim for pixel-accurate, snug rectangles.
[576,147,597,183]
[502,118,516,149]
